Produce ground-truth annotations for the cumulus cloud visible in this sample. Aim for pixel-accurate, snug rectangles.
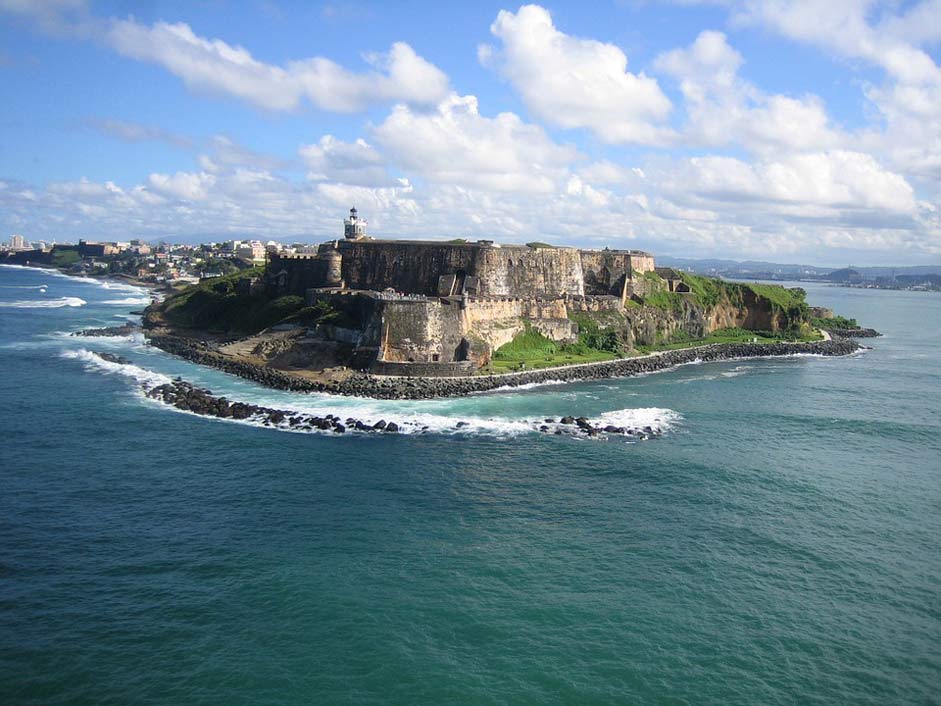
[2,0,938,263]
[299,136,392,187]
[147,171,216,201]
[730,0,941,85]
[480,4,672,144]
[370,93,580,192]
[663,151,917,225]
[104,20,449,113]
[4,143,936,264]
[720,1,941,187]
[0,2,451,113]
[655,30,842,154]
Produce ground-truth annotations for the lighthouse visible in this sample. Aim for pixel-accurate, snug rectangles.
[343,207,368,240]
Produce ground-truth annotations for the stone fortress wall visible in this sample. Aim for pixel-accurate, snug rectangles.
[270,240,655,301]
[269,212,656,375]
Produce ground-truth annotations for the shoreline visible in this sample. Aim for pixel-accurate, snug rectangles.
[0,265,867,400]
[0,261,166,294]
[143,330,863,400]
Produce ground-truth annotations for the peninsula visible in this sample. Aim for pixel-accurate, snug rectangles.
[138,209,867,398]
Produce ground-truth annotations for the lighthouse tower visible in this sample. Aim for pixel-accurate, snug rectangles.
[343,207,368,240]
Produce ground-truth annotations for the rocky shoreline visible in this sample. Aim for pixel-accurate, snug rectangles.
[72,322,141,337]
[142,330,864,400]
[87,352,664,440]
[825,327,882,338]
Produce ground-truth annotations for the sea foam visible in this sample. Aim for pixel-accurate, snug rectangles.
[60,349,173,388]
[0,296,86,308]
[101,297,152,306]
[66,350,681,441]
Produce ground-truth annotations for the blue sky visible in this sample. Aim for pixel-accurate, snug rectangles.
[1,0,939,266]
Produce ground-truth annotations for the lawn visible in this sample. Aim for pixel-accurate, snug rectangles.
[482,326,618,374]
[483,348,618,374]
[635,327,823,353]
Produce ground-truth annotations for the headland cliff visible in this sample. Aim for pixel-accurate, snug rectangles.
[140,209,868,398]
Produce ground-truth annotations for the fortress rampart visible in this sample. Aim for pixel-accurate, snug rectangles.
[271,210,656,375]
[270,239,654,301]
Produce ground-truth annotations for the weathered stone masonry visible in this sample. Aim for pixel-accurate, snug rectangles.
[266,213,657,375]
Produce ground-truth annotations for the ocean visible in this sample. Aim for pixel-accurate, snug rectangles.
[1,264,938,705]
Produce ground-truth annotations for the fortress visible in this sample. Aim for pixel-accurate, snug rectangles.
[267,209,660,375]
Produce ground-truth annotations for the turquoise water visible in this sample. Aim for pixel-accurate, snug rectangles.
[1,265,939,705]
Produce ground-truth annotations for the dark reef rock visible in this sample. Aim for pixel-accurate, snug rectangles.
[95,352,131,365]
[73,322,140,337]
[132,371,655,440]
[825,327,881,338]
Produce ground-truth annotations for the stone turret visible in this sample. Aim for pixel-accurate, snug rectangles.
[324,244,343,288]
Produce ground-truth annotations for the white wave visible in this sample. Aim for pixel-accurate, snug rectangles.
[596,407,681,434]
[101,297,152,306]
[60,349,173,388]
[63,331,146,346]
[1,265,147,293]
[0,284,47,290]
[99,281,144,292]
[60,348,682,440]
[170,385,682,439]
[0,296,86,308]
[720,365,753,378]
[469,378,569,395]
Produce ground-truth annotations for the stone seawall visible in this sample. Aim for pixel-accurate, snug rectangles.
[145,332,862,400]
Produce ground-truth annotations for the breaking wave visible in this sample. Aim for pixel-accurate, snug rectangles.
[61,349,681,441]
[60,349,173,388]
[0,296,86,308]
[101,297,152,306]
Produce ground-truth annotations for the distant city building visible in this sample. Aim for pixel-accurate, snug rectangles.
[236,240,266,260]
[8,234,26,250]
[78,239,123,257]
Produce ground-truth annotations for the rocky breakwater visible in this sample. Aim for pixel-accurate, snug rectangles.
[72,321,140,337]
[145,377,403,435]
[91,351,661,440]
[144,332,862,400]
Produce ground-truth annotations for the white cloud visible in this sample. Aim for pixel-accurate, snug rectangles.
[730,0,941,85]
[104,19,450,113]
[655,30,842,154]
[5,144,935,264]
[370,93,580,193]
[48,176,123,198]
[577,161,646,187]
[723,1,941,187]
[147,171,216,201]
[0,2,451,113]
[2,0,938,263]
[666,150,917,217]
[299,136,392,187]
[481,4,672,144]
